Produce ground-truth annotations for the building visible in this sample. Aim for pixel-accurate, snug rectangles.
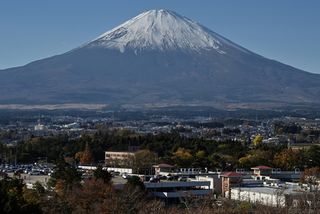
[105,151,135,167]
[227,184,312,207]
[144,180,211,202]
[194,174,222,195]
[153,163,175,176]
[220,166,307,207]
[252,166,301,182]
[228,186,286,207]
[34,124,47,131]
[251,166,273,176]
[221,171,243,197]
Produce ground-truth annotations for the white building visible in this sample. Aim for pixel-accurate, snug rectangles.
[192,174,222,194]
[34,124,47,131]
[227,185,307,207]
[228,187,286,207]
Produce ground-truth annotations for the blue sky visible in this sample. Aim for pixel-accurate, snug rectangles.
[0,0,319,73]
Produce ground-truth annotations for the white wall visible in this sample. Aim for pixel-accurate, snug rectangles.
[228,188,286,207]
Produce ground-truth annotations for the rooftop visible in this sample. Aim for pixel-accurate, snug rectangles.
[153,163,175,168]
[221,171,242,177]
[144,180,210,188]
[251,166,272,170]
[232,185,304,195]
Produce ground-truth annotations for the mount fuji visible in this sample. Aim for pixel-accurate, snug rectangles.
[1,9,320,108]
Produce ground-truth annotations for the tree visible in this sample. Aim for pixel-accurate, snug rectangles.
[65,179,114,214]
[238,150,273,168]
[192,150,210,168]
[80,142,93,165]
[126,176,145,190]
[48,159,81,192]
[0,177,41,213]
[253,135,263,146]
[171,148,194,167]
[74,151,84,164]
[93,166,112,184]
[196,150,206,159]
[300,167,320,190]
[133,149,157,174]
[22,181,46,210]
[300,167,320,211]
[304,145,320,167]
[273,148,304,170]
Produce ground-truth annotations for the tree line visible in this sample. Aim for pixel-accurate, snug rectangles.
[1,127,319,171]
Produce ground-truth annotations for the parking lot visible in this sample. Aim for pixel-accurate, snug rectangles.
[1,165,129,190]
[7,173,49,185]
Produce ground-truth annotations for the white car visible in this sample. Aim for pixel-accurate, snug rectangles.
[122,173,132,179]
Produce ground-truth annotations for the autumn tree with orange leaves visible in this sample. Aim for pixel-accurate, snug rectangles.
[75,142,93,165]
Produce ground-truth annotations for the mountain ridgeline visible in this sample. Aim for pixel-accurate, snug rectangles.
[1,9,320,108]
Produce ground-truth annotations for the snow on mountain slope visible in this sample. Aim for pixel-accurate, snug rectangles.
[86,9,248,54]
[0,9,320,107]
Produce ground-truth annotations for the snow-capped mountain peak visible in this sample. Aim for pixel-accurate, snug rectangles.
[86,9,246,53]
[1,9,320,106]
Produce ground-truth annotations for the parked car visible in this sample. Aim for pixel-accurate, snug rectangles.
[178,176,188,182]
[121,173,132,179]
[149,177,160,183]
[167,175,179,181]
[14,169,24,174]
[28,170,41,175]
[156,175,168,180]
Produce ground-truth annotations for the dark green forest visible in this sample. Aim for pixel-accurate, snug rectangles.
[1,127,319,171]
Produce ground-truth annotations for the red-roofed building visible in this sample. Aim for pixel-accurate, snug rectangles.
[220,171,242,197]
